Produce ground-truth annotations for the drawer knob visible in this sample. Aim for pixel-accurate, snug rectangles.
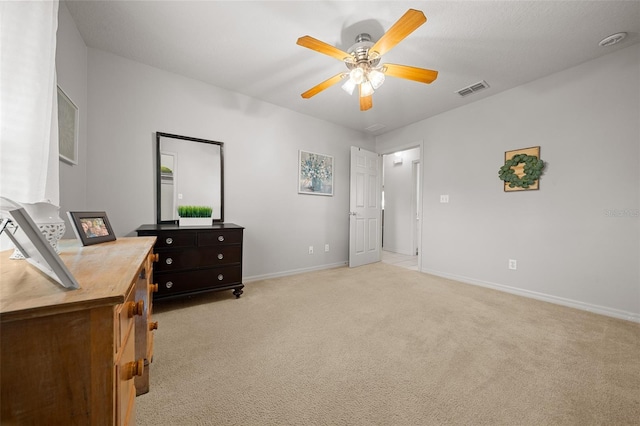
[217,253,224,260]
[166,237,173,245]
[152,253,159,262]
[217,274,224,281]
[127,300,145,318]
[149,321,159,331]
[166,281,173,289]
[150,283,159,293]
[123,359,145,381]
[166,257,173,265]
[218,235,225,242]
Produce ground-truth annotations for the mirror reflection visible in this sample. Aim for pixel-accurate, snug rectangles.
[156,132,224,223]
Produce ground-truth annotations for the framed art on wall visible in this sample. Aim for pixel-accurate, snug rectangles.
[298,150,333,196]
[68,211,116,246]
[57,86,78,165]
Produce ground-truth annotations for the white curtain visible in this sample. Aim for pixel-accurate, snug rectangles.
[0,0,60,206]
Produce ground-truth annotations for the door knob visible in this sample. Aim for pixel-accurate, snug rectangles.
[349,212,357,216]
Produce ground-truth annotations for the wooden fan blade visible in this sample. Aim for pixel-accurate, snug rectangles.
[297,36,352,61]
[383,63,438,84]
[359,85,373,111]
[370,9,426,57]
[301,73,344,99]
[359,95,373,111]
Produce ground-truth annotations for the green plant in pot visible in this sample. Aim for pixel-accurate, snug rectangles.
[177,205,213,226]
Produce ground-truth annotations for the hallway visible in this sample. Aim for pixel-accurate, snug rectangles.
[381,250,418,271]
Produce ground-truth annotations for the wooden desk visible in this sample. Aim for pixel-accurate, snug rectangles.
[1,237,157,425]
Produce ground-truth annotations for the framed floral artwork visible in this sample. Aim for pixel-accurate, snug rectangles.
[298,150,333,196]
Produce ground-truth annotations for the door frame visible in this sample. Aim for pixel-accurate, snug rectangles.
[379,140,423,272]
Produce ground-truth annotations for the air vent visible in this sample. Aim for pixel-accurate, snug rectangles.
[456,80,490,97]
[365,123,386,133]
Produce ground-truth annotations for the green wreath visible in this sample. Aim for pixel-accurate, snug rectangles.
[498,154,545,189]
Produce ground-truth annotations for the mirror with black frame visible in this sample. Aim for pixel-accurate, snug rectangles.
[156,132,224,224]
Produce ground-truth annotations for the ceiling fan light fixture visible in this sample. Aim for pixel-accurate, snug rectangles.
[360,81,374,97]
[350,67,365,84]
[342,78,357,95]
[368,69,385,89]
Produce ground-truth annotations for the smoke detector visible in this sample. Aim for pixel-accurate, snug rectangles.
[599,32,627,47]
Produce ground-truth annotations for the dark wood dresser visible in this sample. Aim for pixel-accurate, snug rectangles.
[136,223,244,300]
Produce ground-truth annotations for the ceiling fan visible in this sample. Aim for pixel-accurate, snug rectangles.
[297,9,438,111]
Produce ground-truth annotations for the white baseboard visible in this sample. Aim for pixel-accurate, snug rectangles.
[422,268,640,324]
[244,261,348,283]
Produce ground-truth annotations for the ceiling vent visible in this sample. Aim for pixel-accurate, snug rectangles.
[365,123,386,133]
[456,80,490,97]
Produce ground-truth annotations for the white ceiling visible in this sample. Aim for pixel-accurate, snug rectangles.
[64,1,639,135]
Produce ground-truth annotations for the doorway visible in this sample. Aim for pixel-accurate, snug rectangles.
[381,146,420,270]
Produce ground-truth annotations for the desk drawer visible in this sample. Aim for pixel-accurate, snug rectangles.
[155,246,241,272]
[156,265,242,296]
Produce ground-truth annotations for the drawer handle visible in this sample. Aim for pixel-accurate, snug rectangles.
[166,281,173,289]
[217,274,224,281]
[166,257,173,265]
[123,359,145,381]
[218,235,224,242]
[127,300,145,318]
[150,283,159,293]
[217,253,224,260]
[149,321,159,331]
[166,237,173,245]
[152,253,159,262]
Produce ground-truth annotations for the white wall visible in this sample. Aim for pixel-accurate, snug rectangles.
[82,49,374,280]
[383,147,420,255]
[377,44,640,321]
[56,2,87,232]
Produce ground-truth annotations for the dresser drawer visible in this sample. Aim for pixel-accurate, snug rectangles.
[156,265,242,296]
[117,287,135,352]
[155,246,241,272]
[198,229,242,246]
[153,231,197,248]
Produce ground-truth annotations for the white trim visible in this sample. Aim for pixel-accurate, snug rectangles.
[422,267,640,324]
[244,261,347,283]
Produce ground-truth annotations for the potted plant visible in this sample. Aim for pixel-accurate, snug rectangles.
[177,205,213,227]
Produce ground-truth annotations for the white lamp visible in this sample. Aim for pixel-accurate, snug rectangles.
[368,69,385,89]
[360,80,374,97]
[342,78,357,95]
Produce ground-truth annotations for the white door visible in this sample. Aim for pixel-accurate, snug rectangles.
[349,146,382,267]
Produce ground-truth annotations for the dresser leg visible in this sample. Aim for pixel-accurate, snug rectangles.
[233,287,244,298]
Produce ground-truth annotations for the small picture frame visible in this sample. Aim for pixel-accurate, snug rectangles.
[68,211,116,246]
[57,85,79,165]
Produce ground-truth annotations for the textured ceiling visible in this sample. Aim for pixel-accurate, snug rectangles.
[65,1,639,135]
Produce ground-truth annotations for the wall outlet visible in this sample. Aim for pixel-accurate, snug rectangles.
[325,244,330,252]
[440,194,449,203]
[509,259,517,270]
[308,246,314,255]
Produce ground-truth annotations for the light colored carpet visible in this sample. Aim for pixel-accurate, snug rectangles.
[136,263,640,425]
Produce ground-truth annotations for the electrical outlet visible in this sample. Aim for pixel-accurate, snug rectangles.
[325,244,330,252]
[509,259,517,270]
[440,195,449,203]
[308,246,314,255]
